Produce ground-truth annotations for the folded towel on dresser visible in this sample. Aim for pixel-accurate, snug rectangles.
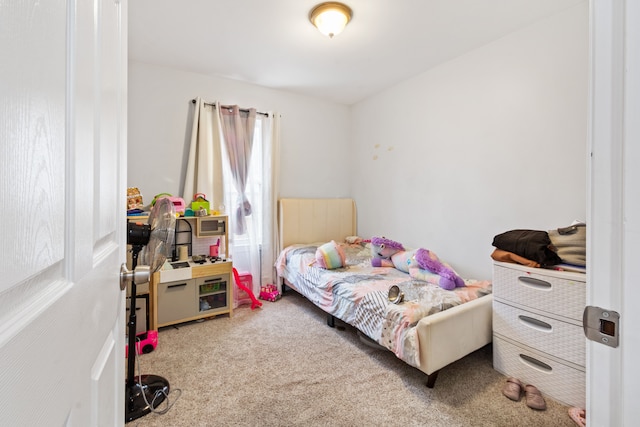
[490,249,540,268]
[548,222,586,267]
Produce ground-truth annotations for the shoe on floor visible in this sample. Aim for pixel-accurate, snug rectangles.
[568,407,586,427]
[502,377,523,401]
[524,384,546,410]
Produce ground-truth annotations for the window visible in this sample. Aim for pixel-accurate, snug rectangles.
[220,118,264,246]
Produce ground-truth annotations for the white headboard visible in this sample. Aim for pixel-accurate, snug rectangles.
[278,198,357,249]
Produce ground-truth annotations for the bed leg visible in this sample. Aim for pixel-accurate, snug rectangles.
[425,371,439,388]
[327,314,335,328]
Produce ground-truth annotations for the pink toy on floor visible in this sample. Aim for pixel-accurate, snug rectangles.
[232,268,262,310]
[125,330,158,357]
[259,284,281,302]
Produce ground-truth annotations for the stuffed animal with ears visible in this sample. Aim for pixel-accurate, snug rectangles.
[412,248,465,290]
[370,236,405,267]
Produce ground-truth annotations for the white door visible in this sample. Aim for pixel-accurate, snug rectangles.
[588,1,640,426]
[0,0,127,425]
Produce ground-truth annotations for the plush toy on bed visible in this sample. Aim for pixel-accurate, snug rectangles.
[391,249,418,273]
[313,240,346,269]
[370,236,405,267]
[368,237,465,290]
[411,248,465,290]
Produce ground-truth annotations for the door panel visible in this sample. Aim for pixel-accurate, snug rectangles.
[98,0,122,239]
[92,332,119,427]
[589,1,640,425]
[0,0,127,425]
[1,0,66,290]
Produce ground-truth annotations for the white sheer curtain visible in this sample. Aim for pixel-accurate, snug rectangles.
[264,114,280,290]
[183,97,281,297]
[183,97,224,211]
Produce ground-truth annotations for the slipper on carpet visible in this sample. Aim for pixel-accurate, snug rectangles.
[568,407,586,427]
[524,384,546,410]
[502,377,523,401]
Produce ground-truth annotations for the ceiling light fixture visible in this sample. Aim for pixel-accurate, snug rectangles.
[309,2,352,38]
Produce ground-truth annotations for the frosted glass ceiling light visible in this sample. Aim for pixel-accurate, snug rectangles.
[309,2,352,38]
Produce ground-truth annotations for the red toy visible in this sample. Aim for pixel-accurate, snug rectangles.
[232,268,262,310]
[259,284,281,302]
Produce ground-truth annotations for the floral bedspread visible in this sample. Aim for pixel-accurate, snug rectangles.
[275,242,492,369]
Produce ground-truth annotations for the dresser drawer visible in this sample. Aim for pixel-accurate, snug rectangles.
[493,301,585,366]
[493,263,585,321]
[493,335,585,408]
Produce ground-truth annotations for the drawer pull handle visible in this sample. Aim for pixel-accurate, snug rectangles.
[204,278,222,283]
[519,354,553,373]
[518,276,552,290]
[167,283,188,289]
[518,315,552,332]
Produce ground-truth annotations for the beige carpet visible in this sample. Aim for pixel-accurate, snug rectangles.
[130,292,577,427]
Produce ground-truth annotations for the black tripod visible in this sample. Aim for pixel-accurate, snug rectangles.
[125,224,170,423]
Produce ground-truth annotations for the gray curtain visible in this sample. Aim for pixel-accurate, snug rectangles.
[218,106,257,234]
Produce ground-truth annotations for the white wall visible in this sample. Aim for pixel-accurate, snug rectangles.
[350,3,588,279]
[128,3,587,280]
[128,62,351,203]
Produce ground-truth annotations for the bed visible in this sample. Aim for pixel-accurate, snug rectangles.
[275,198,493,387]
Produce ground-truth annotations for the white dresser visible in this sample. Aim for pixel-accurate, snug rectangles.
[492,261,586,408]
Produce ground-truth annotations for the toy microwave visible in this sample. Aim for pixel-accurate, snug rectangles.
[152,193,186,215]
[196,216,226,237]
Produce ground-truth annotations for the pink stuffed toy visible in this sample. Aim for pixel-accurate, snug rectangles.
[370,236,404,267]
[413,248,465,290]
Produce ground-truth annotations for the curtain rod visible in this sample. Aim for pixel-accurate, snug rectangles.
[191,99,268,117]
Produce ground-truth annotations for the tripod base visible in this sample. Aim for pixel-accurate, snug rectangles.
[125,374,170,423]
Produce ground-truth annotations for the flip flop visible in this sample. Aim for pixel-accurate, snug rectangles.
[524,384,546,410]
[568,407,586,427]
[502,377,523,401]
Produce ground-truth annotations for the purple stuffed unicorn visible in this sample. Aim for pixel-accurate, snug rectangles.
[370,236,405,267]
[413,248,465,290]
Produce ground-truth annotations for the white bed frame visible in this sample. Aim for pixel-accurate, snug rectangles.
[277,198,493,387]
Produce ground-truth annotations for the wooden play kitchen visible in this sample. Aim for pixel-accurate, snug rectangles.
[127,211,233,330]
[151,214,232,328]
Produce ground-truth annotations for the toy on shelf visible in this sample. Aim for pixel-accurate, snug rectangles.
[127,187,144,210]
[191,193,210,215]
[151,193,186,216]
[259,284,281,302]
